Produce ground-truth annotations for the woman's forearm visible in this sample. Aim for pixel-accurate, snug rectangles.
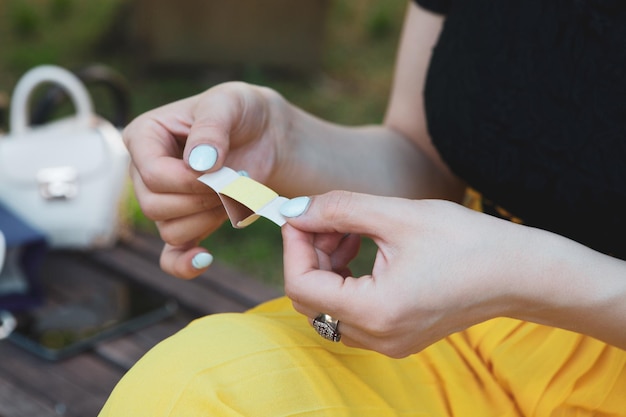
[510,226,626,349]
[267,103,465,201]
[264,3,464,201]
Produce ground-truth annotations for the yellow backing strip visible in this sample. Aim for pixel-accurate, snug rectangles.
[219,176,278,212]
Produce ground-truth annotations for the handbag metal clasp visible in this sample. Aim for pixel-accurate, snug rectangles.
[37,166,78,200]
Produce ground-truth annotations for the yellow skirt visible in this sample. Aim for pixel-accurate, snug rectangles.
[99,297,626,417]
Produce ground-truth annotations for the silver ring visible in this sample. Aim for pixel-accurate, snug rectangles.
[313,313,341,342]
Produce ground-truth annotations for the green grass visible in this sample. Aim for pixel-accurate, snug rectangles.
[0,0,407,289]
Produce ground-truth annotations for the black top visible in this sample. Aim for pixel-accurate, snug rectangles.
[414,0,626,259]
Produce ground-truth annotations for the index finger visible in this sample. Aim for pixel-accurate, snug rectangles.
[282,224,368,318]
[283,191,412,242]
[123,97,210,194]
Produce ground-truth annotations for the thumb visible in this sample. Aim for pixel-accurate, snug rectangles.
[279,191,401,237]
[184,82,268,172]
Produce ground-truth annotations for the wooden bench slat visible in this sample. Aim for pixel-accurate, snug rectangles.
[94,311,194,370]
[94,336,151,371]
[130,311,195,345]
[2,230,282,415]
[0,342,121,417]
[88,246,250,315]
[0,377,59,417]
[120,232,283,306]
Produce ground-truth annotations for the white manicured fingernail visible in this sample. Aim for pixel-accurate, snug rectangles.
[189,145,218,171]
[191,252,213,269]
[280,196,311,218]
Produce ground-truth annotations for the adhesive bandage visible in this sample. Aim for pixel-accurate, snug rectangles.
[198,167,288,228]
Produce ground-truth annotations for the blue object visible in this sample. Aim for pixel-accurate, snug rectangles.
[0,203,48,311]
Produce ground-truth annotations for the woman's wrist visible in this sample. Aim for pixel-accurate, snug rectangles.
[257,86,295,190]
[506,225,626,347]
[266,100,359,197]
[263,96,324,197]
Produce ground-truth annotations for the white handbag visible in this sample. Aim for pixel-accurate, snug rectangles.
[0,65,130,249]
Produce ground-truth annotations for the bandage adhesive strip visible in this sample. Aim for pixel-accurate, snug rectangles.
[198,167,288,228]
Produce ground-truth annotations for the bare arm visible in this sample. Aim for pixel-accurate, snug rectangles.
[509,227,626,349]
[269,2,464,201]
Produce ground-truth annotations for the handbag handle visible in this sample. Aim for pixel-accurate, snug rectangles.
[30,64,131,128]
[9,65,93,136]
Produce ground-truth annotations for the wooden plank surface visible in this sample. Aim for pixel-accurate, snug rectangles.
[0,342,121,417]
[114,231,282,307]
[0,231,281,417]
[0,377,59,417]
[94,311,195,370]
[89,246,248,314]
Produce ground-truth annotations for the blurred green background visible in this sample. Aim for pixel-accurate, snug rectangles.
[0,0,408,289]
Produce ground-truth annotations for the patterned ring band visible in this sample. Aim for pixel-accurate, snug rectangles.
[313,313,341,342]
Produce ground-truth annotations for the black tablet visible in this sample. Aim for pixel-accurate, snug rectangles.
[8,251,177,361]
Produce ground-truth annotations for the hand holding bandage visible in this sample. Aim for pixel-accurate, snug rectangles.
[198,167,288,228]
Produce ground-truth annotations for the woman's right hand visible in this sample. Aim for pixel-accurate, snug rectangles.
[123,82,290,279]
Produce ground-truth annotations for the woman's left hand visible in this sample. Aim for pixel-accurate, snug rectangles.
[281,191,541,357]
